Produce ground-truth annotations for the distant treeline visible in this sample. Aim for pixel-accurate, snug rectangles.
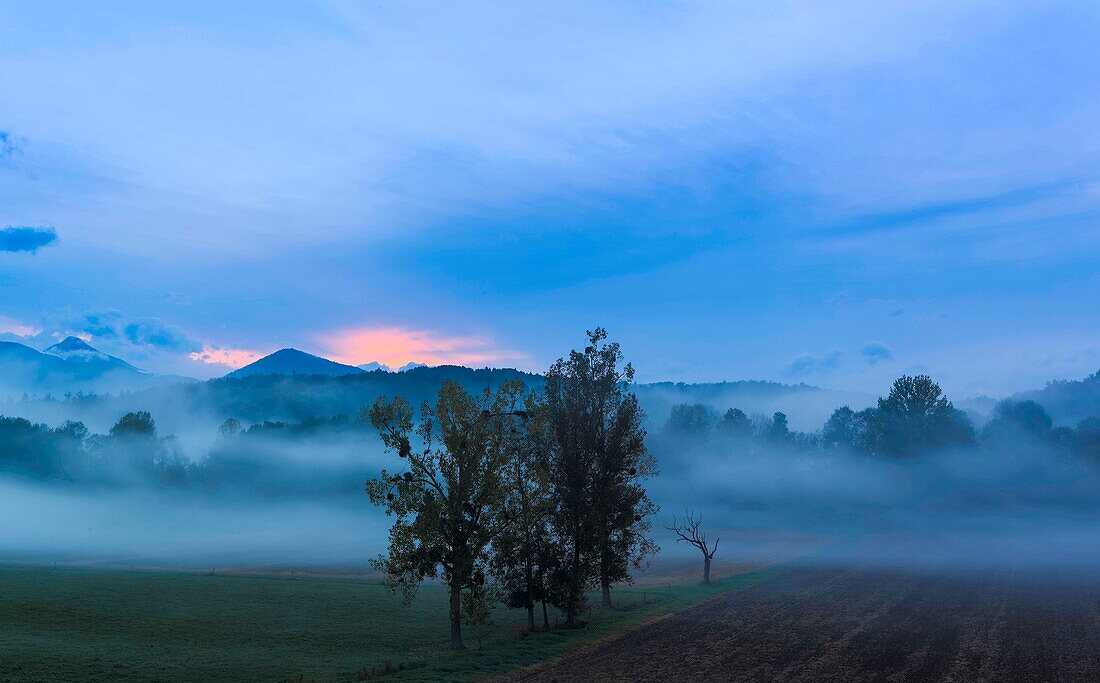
[2,374,1098,492]
[0,410,374,494]
[654,375,1100,462]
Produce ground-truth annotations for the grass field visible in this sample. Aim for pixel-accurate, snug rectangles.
[0,563,778,682]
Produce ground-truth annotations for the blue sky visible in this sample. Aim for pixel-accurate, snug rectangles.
[1,1,1097,397]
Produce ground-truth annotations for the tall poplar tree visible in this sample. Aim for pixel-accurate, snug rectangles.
[544,328,657,622]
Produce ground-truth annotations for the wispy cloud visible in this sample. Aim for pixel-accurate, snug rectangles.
[0,227,57,253]
[0,315,40,338]
[861,341,894,365]
[1,3,1098,394]
[319,326,527,369]
[123,318,199,352]
[189,345,264,369]
[788,349,844,376]
[50,310,201,353]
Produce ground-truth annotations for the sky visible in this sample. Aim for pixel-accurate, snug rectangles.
[0,1,1097,397]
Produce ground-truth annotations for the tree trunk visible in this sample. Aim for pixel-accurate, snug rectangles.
[520,463,535,631]
[524,543,535,630]
[449,583,465,650]
[565,539,581,625]
[599,531,612,608]
[703,555,711,584]
[541,599,549,630]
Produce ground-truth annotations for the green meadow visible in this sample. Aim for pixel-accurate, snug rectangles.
[0,564,777,682]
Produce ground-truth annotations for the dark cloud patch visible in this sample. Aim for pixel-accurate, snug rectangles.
[788,349,843,375]
[861,341,894,365]
[52,311,197,352]
[124,318,199,352]
[66,310,124,340]
[0,131,20,159]
[0,227,57,253]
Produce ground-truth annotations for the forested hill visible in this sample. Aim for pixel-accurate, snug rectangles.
[1012,370,1100,426]
[0,364,857,436]
[171,366,545,423]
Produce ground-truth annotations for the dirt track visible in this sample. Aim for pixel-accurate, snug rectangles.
[510,566,1100,682]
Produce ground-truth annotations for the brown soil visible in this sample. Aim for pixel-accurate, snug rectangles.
[509,565,1100,682]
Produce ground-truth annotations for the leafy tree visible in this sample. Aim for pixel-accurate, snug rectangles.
[0,416,83,478]
[489,391,555,630]
[367,379,528,650]
[822,406,857,449]
[822,406,874,452]
[718,408,751,438]
[768,411,790,441]
[107,411,161,476]
[491,459,555,627]
[870,375,973,457]
[110,411,157,438]
[544,328,657,619]
[1075,417,1100,460]
[982,400,1053,442]
[664,404,718,437]
[218,417,243,437]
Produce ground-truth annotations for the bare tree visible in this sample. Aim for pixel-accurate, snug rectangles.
[666,510,719,584]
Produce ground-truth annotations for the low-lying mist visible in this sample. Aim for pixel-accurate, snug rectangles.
[0,477,389,568]
[657,441,1100,571]
[2,373,1099,574]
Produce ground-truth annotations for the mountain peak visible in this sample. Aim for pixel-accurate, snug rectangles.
[46,336,98,353]
[226,348,365,378]
[359,361,393,372]
[42,335,143,373]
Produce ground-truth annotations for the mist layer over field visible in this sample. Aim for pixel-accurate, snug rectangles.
[659,441,1100,570]
[1,372,1098,573]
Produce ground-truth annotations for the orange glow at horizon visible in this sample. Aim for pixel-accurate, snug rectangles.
[319,326,527,369]
[189,345,265,369]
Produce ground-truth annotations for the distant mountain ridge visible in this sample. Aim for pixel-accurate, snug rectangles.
[227,348,430,379]
[358,360,428,373]
[2,338,1095,435]
[226,348,364,379]
[0,337,192,398]
[221,350,858,427]
[44,336,142,371]
[358,361,391,372]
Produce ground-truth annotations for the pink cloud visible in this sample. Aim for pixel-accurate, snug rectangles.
[189,345,264,369]
[319,326,527,369]
[0,315,41,338]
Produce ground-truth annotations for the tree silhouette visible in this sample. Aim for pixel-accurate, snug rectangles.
[666,510,719,584]
[871,375,973,457]
[719,408,751,438]
[367,380,529,650]
[490,390,555,631]
[768,411,790,441]
[218,417,242,437]
[544,328,657,621]
[110,411,156,438]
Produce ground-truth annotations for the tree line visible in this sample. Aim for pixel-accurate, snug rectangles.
[0,408,380,492]
[658,374,1100,461]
